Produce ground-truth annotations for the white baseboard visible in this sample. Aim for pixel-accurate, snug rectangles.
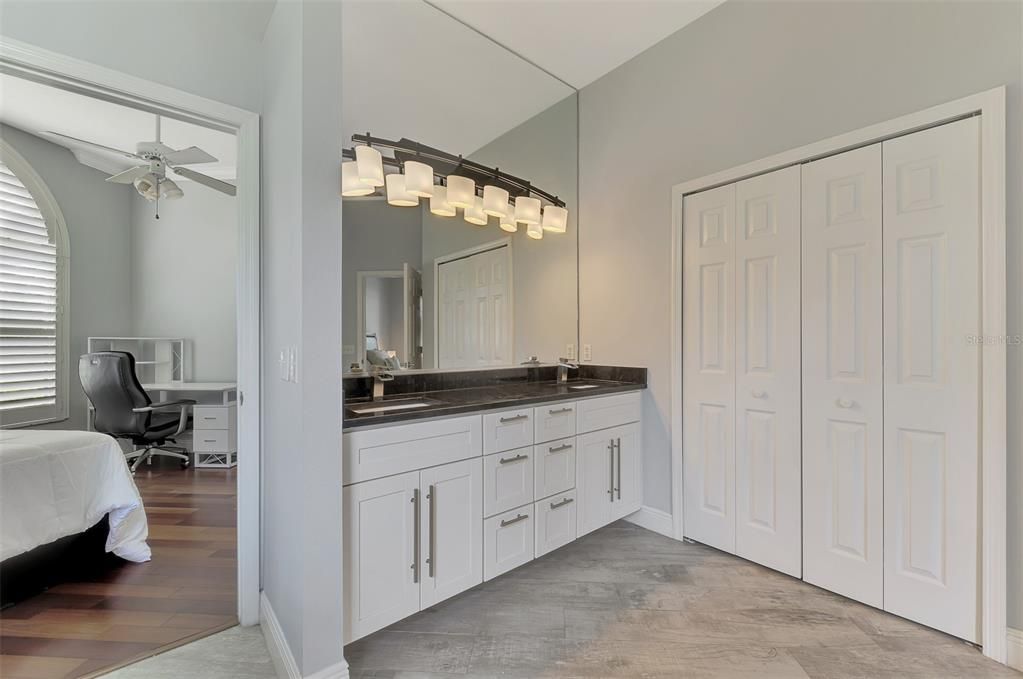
[624,506,674,538]
[261,592,350,679]
[1008,627,1023,671]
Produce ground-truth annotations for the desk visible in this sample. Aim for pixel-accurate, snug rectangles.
[142,382,238,406]
[141,382,238,468]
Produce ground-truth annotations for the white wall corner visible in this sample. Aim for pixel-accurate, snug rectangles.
[624,506,675,539]
[1007,627,1023,671]
[261,592,300,679]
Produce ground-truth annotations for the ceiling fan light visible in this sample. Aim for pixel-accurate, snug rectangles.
[342,161,374,196]
[446,175,475,209]
[499,203,517,232]
[526,221,544,239]
[542,205,568,233]
[464,196,488,226]
[429,185,456,217]
[160,178,184,200]
[482,185,509,217]
[514,196,541,225]
[385,173,418,207]
[404,161,435,198]
[355,145,385,187]
[134,173,159,201]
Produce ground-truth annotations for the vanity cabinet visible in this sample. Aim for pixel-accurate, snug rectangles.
[576,421,642,537]
[535,490,577,557]
[484,505,535,580]
[483,447,534,517]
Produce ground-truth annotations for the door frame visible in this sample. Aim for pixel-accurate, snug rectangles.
[670,86,1007,661]
[355,269,403,366]
[1,37,263,625]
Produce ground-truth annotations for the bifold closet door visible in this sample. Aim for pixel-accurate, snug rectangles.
[682,183,736,554]
[733,166,802,578]
[882,117,980,642]
[801,144,884,607]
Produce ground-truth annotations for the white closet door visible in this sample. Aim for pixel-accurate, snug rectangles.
[438,247,512,368]
[801,145,884,606]
[733,166,802,577]
[682,183,736,554]
[882,117,980,642]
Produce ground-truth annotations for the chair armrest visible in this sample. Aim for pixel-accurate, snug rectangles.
[132,399,198,413]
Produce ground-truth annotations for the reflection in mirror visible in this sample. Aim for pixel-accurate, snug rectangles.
[341,1,578,373]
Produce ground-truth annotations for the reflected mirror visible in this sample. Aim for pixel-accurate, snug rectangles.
[342,1,578,372]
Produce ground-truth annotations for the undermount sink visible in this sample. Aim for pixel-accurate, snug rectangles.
[347,399,436,414]
[567,384,601,390]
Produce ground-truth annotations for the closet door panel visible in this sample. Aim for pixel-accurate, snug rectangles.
[734,166,802,577]
[801,144,883,607]
[682,183,736,553]
[882,117,980,642]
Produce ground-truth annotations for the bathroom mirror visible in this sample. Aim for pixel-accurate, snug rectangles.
[341,1,578,372]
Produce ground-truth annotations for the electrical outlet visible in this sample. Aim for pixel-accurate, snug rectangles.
[582,344,593,362]
[565,343,576,360]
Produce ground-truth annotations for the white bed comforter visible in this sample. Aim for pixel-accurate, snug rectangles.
[0,429,151,562]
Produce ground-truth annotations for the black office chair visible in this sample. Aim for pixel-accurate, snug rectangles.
[79,351,196,472]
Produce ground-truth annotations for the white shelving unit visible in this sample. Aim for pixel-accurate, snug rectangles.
[86,337,188,383]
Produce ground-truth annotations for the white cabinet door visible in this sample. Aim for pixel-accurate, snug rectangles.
[482,408,533,455]
[534,438,576,500]
[682,183,737,553]
[343,471,420,643]
[483,447,534,518]
[882,117,980,642]
[535,491,577,557]
[733,166,802,578]
[419,458,483,608]
[801,144,884,607]
[575,428,614,537]
[610,423,642,521]
[484,506,534,581]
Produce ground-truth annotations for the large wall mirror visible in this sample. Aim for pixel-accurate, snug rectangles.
[341,1,578,372]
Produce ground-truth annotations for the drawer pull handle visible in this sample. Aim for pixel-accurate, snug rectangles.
[836,398,854,409]
[548,407,572,415]
[752,389,767,399]
[499,453,528,464]
[550,497,574,510]
[549,443,573,453]
[203,439,217,443]
[499,414,529,423]
[500,514,529,527]
[203,416,218,420]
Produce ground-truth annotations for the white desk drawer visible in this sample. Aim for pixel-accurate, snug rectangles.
[482,408,534,455]
[534,438,576,500]
[533,403,576,443]
[484,505,534,581]
[343,415,482,485]
[194,429,234,452]
[535,490,577,557]
[483,447,534,518]
[193,405,235,430]
[576,392,641,434]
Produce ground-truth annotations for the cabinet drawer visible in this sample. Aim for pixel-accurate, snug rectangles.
[484,505,534,581]
[576,392,641,434]
[193,405,235,430]
[535,490,577,557]
[534,438,576,500]
[483,447,534,518]
[343,415,482,485]
[194,429,233,452]
[533,402,576,443]
[482,408,534,455]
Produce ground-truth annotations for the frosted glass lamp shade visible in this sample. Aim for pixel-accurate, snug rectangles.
[542,205,568,233]
[499,204,517,232]
[386,174,418,207]
[404,161,434,197]
[446,175,475,209]
[482,185,510,217]
[355,145,385,187]
[429,185,456,217]
[526,221,543,239]
[342,161,374,196]
[514,196,541,225]
[464,196,488,225]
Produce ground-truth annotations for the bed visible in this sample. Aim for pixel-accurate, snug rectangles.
[0,429,151,603]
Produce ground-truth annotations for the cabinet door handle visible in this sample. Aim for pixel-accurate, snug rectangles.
[411,488,421,584]
[608,442,615,502]
[549,407,572,415]
[499,453,528,464]
[550,497,574,510]
[548,443,573,453]
[500,513,529,527]
[499,414,529,423]
[616,438,622,500]
[427,484,436,578]
[836,398,854,409]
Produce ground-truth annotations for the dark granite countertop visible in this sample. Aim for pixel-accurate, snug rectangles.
[343,377,645,430]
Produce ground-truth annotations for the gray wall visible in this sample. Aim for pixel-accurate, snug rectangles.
[130,189,237,381]
[577,0,1022,625]
[0,124,133,430]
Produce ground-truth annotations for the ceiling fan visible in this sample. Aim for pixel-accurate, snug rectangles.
[47,115,236,218]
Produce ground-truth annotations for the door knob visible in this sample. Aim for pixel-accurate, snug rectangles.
[752,389,767,399]
[836,398,854,408]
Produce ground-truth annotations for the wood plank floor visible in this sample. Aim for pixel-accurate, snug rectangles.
[1,457,237,679]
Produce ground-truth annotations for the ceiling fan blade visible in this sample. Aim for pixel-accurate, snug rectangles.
[172,166,237,196]
[163,146,218,166]
[106,166,150,184]
[46,132,142,160]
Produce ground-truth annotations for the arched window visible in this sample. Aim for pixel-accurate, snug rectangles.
[0,140,69,427]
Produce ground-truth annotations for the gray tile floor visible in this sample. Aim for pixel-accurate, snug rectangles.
[98,625,276,679]
[345,521,1020,679]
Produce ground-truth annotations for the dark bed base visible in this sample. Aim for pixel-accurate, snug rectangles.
[1,516,120,609]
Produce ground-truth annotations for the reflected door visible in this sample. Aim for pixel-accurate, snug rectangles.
[438,245,512,368]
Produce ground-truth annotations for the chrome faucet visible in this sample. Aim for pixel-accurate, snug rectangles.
[372,370,394,400]
[557,358,579,383]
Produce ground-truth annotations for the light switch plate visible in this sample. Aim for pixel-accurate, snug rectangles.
[582,344,593,362]
[565,343,576,360]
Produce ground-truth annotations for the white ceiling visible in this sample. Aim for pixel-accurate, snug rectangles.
[0,73,237,181]
[431,0,725,89]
